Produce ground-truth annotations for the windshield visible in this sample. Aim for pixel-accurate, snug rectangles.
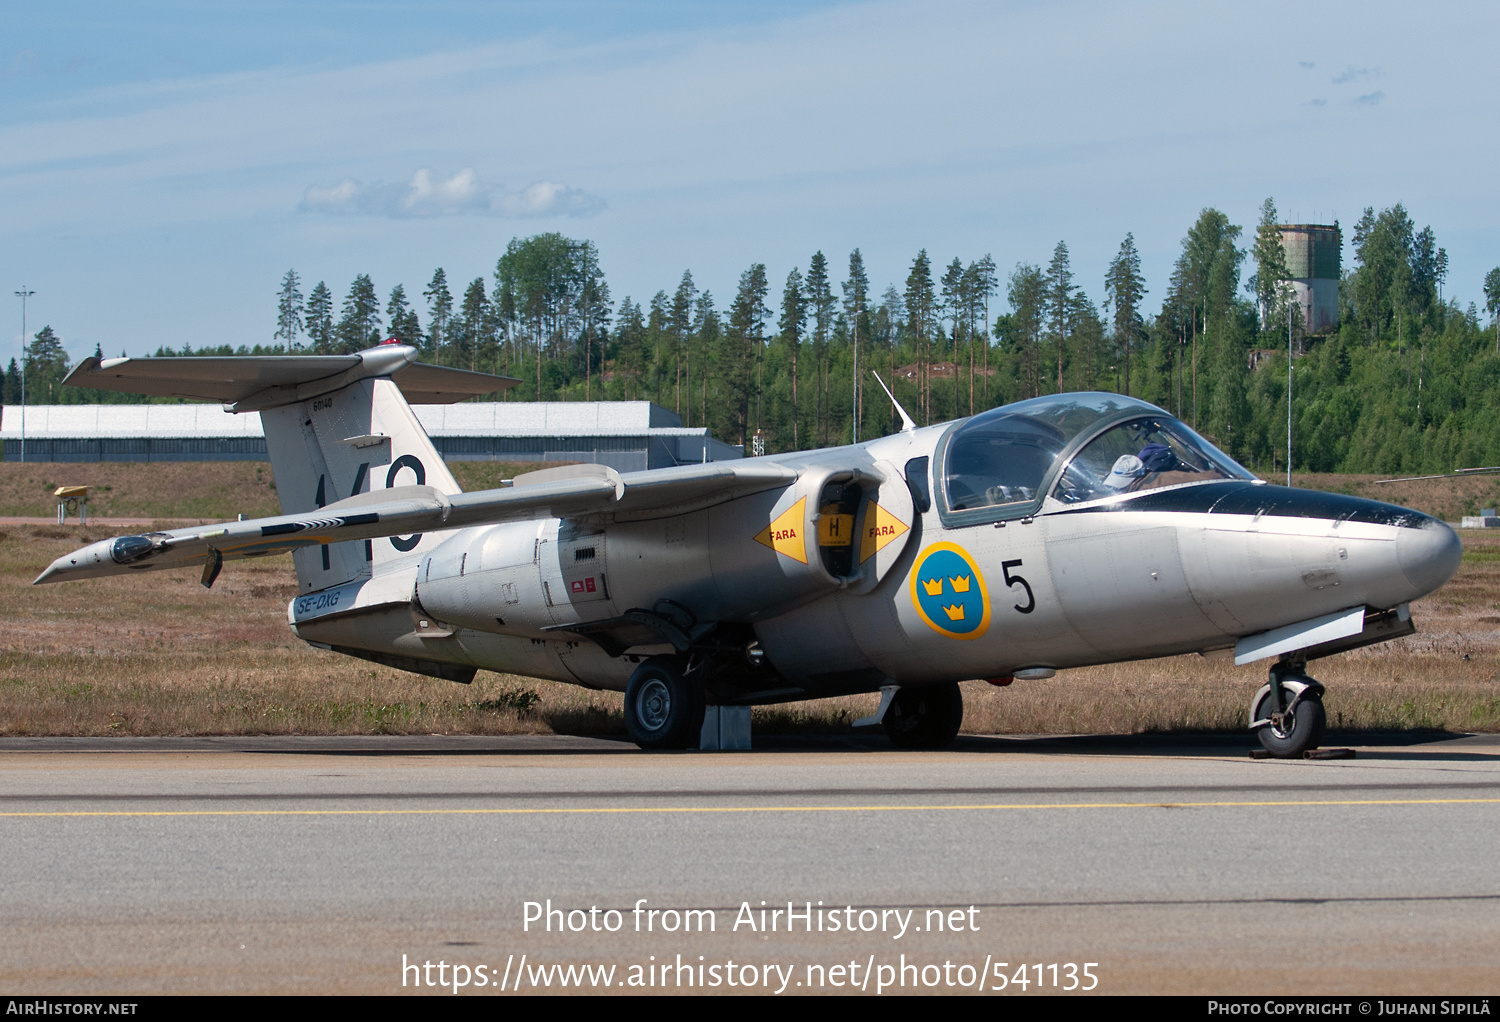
[942,393,1155,513]
[1052,416,1255,504]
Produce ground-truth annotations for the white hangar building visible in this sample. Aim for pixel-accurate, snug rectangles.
[0,401,742,472]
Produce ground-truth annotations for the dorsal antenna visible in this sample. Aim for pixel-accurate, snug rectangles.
[871,370,916,433]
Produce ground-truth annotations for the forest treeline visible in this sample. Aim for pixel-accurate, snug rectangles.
[8,201,1500,476]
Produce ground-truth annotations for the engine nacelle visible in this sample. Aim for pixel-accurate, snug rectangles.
[414,520,581,637]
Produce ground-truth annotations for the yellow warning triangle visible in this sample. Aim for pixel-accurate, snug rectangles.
[753,496,808,564]
[859,501,910,563]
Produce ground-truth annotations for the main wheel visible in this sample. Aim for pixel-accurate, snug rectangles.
[1253,685,1326,758]
[883,682,964,750]
[624,656,705,750]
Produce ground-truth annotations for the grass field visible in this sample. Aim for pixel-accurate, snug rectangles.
[0,460,570,520]
[0,460,1497,738]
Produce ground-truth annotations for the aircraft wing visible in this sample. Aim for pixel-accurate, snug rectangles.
[34,460,797,585]
[63,350,517,408]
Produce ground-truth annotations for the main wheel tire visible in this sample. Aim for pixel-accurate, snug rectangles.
[624,656,705,750]
[1253,686,1326,758]
[883,682,964,750]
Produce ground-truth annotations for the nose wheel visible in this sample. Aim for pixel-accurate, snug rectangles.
[1249,659,1326,758]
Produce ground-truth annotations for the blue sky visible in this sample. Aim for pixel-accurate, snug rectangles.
[3,0,1497,366]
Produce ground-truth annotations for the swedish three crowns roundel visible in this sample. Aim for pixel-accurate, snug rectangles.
[910,542,990,640]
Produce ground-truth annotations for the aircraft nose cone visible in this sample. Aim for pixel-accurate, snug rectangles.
[1395,518,1462,599]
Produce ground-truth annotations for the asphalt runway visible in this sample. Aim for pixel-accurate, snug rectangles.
[2,733,1498,995]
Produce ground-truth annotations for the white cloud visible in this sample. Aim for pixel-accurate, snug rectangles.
[498,180,605,218]
[301,177,362,210]
[399,167,491,216]
[1354,90,1385,106]
[298,168,603,218]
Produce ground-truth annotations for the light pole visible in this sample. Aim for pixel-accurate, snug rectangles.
[1287,290,1294,488]
[14,288,33,463]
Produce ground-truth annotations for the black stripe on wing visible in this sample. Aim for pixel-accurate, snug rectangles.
[260,512,381,537]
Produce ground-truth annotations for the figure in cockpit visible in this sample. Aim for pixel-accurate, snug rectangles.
[1103,441,1205,494]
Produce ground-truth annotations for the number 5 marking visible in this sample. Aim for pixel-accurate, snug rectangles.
[1001,558,1034,614]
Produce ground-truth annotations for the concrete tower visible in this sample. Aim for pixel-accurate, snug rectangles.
[1279,224,1341,336]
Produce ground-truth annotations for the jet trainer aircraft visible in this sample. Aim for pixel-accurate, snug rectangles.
[42,342,1461,756]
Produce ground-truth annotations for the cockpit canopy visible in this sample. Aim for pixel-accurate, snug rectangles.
[940,393,1254,518]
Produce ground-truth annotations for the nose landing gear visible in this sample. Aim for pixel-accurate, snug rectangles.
[1249,657,1326,758]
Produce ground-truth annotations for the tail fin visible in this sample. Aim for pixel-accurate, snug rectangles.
[261,375,464,590]
[63,342,517,592]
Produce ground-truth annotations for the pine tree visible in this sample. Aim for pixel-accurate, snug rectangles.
[386,284,421,347]
[1485,267,1500,353]
[842,249,870,441]
[905,250,935,422]
[1047,242,1074,393]
[940,257,965,418]
[727,264,769,445]
[971,255,998,406]
[1007,264,1045,398]
[1071,294,1105,393]
[2,358,19,406]
[458,278,489,372]
[671,271,696,417]
[1105,233,1146,396]
[25,326,69,403]
[958,261,980,415]
[779,267,807,447]
[615,297,647,400]
[1349,205,1441,344]
[424,269,453,363]
[648,291,670,406]
[493,234,591,398]
[576,246,610,403]
[694,291,717,430]
[1169,209,1243,426]
[336,274,381,353]
[306,281,334,353]
[275,269,304,352]
[805,252,835,442]
[878,284,905,430]
[1412,226,1447,315]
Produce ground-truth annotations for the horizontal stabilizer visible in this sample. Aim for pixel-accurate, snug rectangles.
[35,460,797,585]
[63,342,517,411]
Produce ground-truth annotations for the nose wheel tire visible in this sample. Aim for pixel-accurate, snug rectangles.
[883,682,964,750]
[624,656,705,750]
[1252,686,1326,758]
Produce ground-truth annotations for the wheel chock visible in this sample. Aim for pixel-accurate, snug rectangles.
[1249,747,1356,760]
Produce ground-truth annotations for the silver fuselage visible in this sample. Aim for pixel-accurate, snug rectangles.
[290,414,1461,703]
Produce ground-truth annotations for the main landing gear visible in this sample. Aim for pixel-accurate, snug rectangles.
[1249,657,1326,758]
[624,655,706,750]
[883,682,965,750]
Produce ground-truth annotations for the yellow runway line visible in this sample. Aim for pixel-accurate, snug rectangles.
[2,797,1500,819]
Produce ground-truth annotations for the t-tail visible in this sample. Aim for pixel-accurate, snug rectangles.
[60,341,517,592]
